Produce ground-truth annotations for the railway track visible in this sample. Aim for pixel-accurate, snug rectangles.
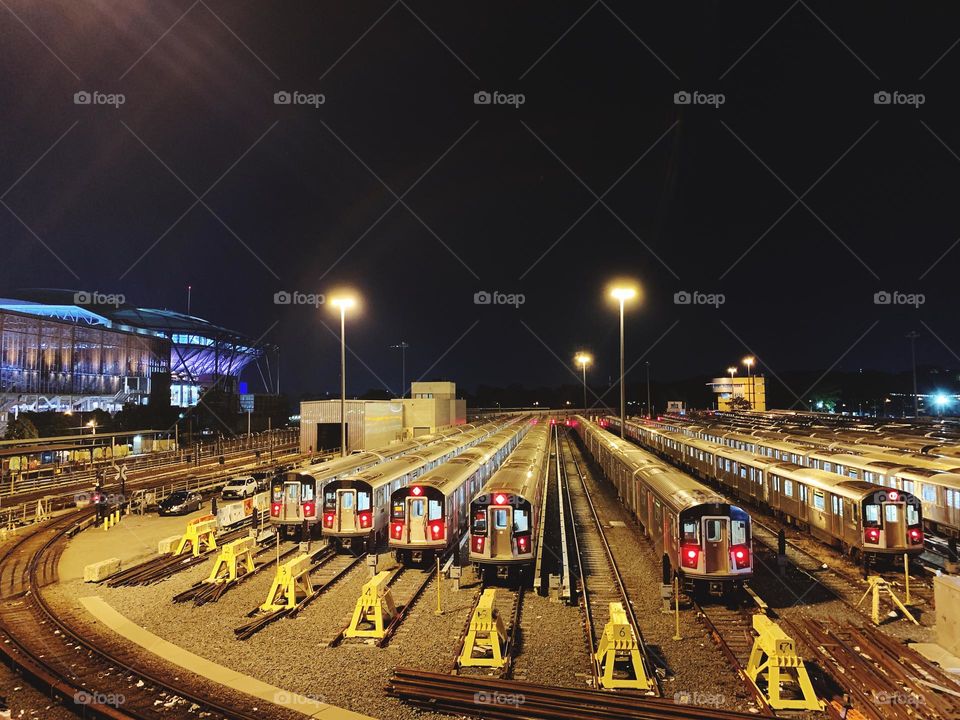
[558,429,660,695]
[0,508,267,719]
[234,546,365,639]
[173,539,299,605]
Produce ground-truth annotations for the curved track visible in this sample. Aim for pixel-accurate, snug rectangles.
[0,509,266,719]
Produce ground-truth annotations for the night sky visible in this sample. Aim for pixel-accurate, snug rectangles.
[2,2,960,402]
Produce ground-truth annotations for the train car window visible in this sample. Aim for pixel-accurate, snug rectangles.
[428,500,442,520]
[902,480,914,493]
[682,520,698,543]
[922,484,936,502]
[813,491,825,511]
[472,510,487,534]
[823,462,832,472]
[285,484,298,501]
[848,469,858,479]
[493,509,509,530]
[783,479,793,497]
[799,484,808,502]
[324,490,336,509]
[357,491,371,511]
[706,519,723,542]
[392,501,405,519]
[885,504,900,523]
[341,493,354,509]
[272,484,284,502]
[302,483,315,501]
[772,475,779,491]
[731,520,747,545]
[864,504,880,524]
[907,504,920,524]
[410,499,425,517]
[740,466,747,479]
[514,509,529,532]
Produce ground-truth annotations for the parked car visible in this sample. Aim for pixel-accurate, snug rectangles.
[221,476,258,500]
[158,490,203,516]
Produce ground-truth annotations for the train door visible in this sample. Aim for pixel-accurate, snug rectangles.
[702,517,729,573]
[883,501,904,547]
[489,505,513,557]
[282,481,302,522]
[406,496,428,542]
[338,489,357,531]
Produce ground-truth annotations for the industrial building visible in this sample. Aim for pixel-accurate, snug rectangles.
[299,381,467,453]
[0,290,273,430]
[707,375,767,412]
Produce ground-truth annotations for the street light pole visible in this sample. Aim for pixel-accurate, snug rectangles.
[907,331,920,417]
[339,304,347,457]
[609,285,637,438]
[646,361,651,419]
[575,353,592,414]
[390,341,410,398]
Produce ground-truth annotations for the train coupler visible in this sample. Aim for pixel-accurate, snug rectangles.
[594,602,652,690]
[205,536,257,584]
[745,615,822,711]
[344,571,397,639]
[173,516,218,557]
[458,589,507,668]
[260,554,313,611]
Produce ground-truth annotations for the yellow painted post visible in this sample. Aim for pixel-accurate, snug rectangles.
[672,575,681,641]
[435,556,442,615]
[904,553,911,605]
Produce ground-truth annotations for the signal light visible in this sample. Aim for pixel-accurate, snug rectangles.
[472,535,485,553]
[494,494,507,505]
[887,491,899,501]
[517,535,528,553]
[271,502,281,517]
[411,486,422,496]
[392,522,404,540]
[430,522,444,539]
[681,546,699,569]
[303,502,315,517]
[359,511,372,528]
[909,528,923,544]
[731,545,750,569]
[324,513,335,528]
[864,527,880,544]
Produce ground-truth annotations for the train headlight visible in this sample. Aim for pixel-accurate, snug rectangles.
[864,527,880,544]
[392,522,404,540]
[472,536,485,554]
[681,546,700,569]
[324,513,335,528]
[271,502,281,517]
[359,511,372,528]
[430,522,445,540]
[731,545,750,569]
[303,502,315,517]
[516,535,529,553]
[909,527,923,544]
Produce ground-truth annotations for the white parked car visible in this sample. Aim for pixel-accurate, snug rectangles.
[221,476,258,500]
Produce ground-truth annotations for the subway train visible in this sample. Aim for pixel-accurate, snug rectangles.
[577,417,753,595]
[270,423,495,539]
[389,419,531,564]
[648,415,960,536]
[323,421,508,550]
[614,418,924,559]
[468,420,552,584]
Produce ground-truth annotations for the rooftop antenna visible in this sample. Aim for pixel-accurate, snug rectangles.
[186,285,192,316]
[390,341,410,398]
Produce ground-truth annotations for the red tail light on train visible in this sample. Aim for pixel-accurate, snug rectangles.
[516,535,529,553]
[864,527,880,544]
[324,513,335,528]
[909,527,923,544]
[681,546,699,569]
[359,511,372,528]
[392,522,404,540]
[303,502,315,517]
[271,502,281,517]
[472,536,485,553]
[731,545,750,569]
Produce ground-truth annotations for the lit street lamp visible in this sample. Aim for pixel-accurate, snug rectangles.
[727,366,737,378]
[574,352,592,413]
[609,283,638,438]
[742,356,755,410]
[330,295,357,457]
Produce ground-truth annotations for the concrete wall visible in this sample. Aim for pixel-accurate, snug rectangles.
[299,400,404,453]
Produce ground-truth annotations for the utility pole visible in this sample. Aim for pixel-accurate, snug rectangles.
[390,342,410,398]
[646,361,652,418]
[907,331,920,417]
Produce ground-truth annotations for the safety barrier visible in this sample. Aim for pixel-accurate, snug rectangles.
[458,589,507,668]
[594,602,652,690]
[857,575,919,625]
[173,515,218,556]
[205,536,257,584]
[344,571,397,639]
[260,554,313,611]
[745,615,822,711]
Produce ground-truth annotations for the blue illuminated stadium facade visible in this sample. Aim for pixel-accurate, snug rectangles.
[0,290,264,416]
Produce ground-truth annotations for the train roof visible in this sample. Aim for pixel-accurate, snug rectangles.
[473,424,550,502]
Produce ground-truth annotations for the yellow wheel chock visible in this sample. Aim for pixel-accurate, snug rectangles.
[458,589,507,668]
[344,570,397,639]
[594,602,652,690]
[205,536,257,584]
[260,554,313,611]
[745,615,822,711]
[856,575,919,626]
[173,515,218,557]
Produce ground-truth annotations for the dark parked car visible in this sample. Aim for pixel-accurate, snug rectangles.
[158,490,203,516]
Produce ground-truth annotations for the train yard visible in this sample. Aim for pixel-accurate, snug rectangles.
[0,416,959,719]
